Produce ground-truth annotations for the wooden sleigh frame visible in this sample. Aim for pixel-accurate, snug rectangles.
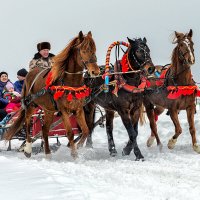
[0,108,106,153]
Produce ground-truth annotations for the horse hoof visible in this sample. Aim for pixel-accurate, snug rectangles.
[71,151,78,159]
[45,153,52,160]
[86,142,93,149]
[122,149,131,156]
[135,157,145,161]
[193,143,200,154]
[110,149,117,157]
[24,151,31,158]
[158,143,163,152]
[147,136,155,147]
[168,138,177,149]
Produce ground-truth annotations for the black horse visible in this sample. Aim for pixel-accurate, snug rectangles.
[84,38,155,160]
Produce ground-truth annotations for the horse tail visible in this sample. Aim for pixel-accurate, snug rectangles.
[4,108,26,141]
[139,103,146,126]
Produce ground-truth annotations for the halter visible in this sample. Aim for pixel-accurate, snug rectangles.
[177,37,194,65]
[130,44,151,68]
[64,49,97,75]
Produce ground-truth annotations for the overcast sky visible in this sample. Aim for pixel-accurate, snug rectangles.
[0,0,200,82]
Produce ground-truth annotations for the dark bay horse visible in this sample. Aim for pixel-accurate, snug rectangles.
[143,29,200,153]
[84,38,155,160]
[4,31,100,158]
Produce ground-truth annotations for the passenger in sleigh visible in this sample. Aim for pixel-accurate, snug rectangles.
[29,41,55,70]
[0,82,21,127]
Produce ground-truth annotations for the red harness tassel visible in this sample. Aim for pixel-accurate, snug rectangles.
[53,90,64,100]
[67,92,73,101]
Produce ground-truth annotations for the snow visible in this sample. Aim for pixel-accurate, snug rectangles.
[0,110,200,200]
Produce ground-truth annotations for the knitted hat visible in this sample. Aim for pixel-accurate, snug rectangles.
[37,42,51,51]
[17,68,28,77]
[5,82,14,90]
[0,71,8,77]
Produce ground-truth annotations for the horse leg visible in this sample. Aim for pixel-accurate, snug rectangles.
[186,105,200,153]
[105,110,117,156]
[42,111,54,158]
[84,102,95,148]
[145,105,162,149]
[119,110,144,160]
[24,105,35,158]
[168,109,182,149]
[61,110,77,158]
[75,108,89,148]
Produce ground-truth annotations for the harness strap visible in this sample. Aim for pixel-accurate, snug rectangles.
[28,68,50,94]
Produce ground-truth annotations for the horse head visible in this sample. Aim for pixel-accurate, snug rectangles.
[173,29,195,66]
[76,31,100,77]
[127,37,155,76]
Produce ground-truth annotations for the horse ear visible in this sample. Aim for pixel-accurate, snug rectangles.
[127,37,134,45]
[175,31,183,39]
[175,31,181,39]
[87,31,92,37]
[78,31,84,41]
[188,29,193,38]
[143,37,147,43]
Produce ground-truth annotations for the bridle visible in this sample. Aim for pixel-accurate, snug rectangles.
[65,47,97,75]
[177,38,194,65]
[130,44,152,69]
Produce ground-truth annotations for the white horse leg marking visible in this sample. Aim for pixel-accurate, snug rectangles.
[24,142,32,154]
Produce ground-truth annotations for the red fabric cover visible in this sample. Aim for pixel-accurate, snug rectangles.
[121,53,129,72]
[45,71,52,88]
[32,112,80,137]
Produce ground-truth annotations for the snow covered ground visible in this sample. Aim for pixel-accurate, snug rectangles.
[0,110,200,200]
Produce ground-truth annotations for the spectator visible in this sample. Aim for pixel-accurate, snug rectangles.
[29,41,55,70]
[14,68,28,93]
[0,82,21,127]
[3,82,21,113]
[0,71,12,120]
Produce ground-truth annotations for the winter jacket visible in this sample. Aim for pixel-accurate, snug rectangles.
[14,80,24,93]
[29,52,55,70]
[0,80,12,109]
[3,91,21,113]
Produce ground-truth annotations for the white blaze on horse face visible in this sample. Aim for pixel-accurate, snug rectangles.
[183,38,195,64]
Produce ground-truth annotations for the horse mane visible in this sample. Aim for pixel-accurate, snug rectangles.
[50,37,79,83]
[171,46,179,75]
[50,34,96,83]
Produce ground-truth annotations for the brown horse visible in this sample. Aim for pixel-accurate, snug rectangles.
[4,31,100,158]
[143,29,200,153]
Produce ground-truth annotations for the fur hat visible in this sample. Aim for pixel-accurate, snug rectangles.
[17,68,28,77]
[37,42,51,51]
[5,82,14,91]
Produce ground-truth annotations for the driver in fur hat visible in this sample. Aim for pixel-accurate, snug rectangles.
[29,42,55,70]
